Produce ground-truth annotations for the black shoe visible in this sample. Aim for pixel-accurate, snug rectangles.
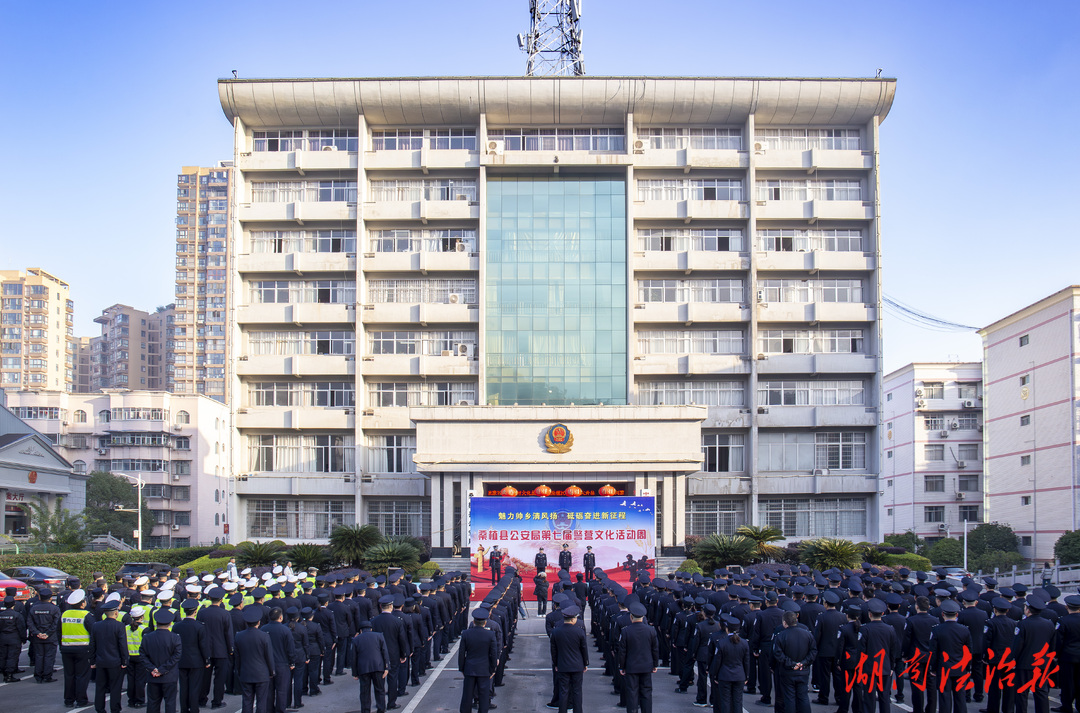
[756,699,771,705]
[675,688,688,694]
[895,697,904,704]
[546,704,559,709]
[387,705,399,710]
[974,698,984,704]
[1052,708,1068,713]
[489,705,498,710]
[323,679,334,685]
[65,702,75,708]
[211,704,228,709]
[43,678,57,684]
[746,689,756,695]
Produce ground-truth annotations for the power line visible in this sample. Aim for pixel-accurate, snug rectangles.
[882,294,980,332]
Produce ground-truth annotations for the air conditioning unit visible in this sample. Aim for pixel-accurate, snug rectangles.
[361,472,374,484]
[812,469,828,476]
[173,425,182,431]
[977,425,983,432]
[955,492,966,500]
[486,140,504,156]
[632,139,646,154]
[939,430,949,438]
[441,350,452,357]
[455,194,470,201]
[915,399,926,408]
[757,406,769,414]
[97,448,108,455]
[238,355,248,361]
[321,145,338,152]
[456,343,471,357]
[455,241,467,252]
[238,473,249,482]
[362,408,375,416]
[172,524,180,531]
[950,422,959,430]
[937,523,948,531]
[753,141,766,153]
[914,388,923,397]
[963,400,976,408]
[448,293,462,304]
[957,461,967,469]
[172,474,181,481]
[457,400,471,406]
[756,290,766,303]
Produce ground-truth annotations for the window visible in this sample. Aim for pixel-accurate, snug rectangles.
[758,329,864,355]
[97,410,111,423]
[368,382,476,407]
[758,432,816,471]
[1015,415,1030,429]
[250,280,356,304]
[924,475,945,493]
[754,128,860,150]
[367,435,417,473]
[759,497,866,537]
[637,279,743,303]
[1021,496,1031,506]
[886,393,892,401]
[923,415,945,431]
[924,444,945,461]
[173,436,190,450]
[1019,334,1029,347]
[248,330,356,356]
[489,127,625,152]
[638,228,745,252]
[958,474,980,492]
[175,411,190,425]
[815,432,867,470]
[72,409,87,423]
[757,380,865,406]
[702,434,745,473]
[637,178,743,202]
[111,408,168,421]
[686,499,745,536]
[72,460,87,475]
[11,407,65,420]
[250,180,357,203]
[957,413,980,430]
[957,383,979,399]
[638,330,744,356]
[428,129,477,151]
[171,487,190,501]
[1021,535,1032,547]
[367,499,431,538]
[922,382,944,399]
[1020,375,1029,386]
[757,279,863,303]
[247,434,356,473]
[367,278,476,305]
[637,381,745,407]
[248,499,356,539]
[249,381,355,407]
[887,451,892,459]
[368,228,476,254]
[369,178,477,202]
[1020,455,1031,466]
[924,506,945,523]
[307,129,359,152]
[173,512,191,527]
[756,228,863,252]
[957,444,979,461]
[637,127,742,150]
[958,505,979,522]
[250,229,358,254]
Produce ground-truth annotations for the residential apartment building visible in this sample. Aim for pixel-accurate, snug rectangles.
[3,389,231,547]
[881,363,983,543]
[0,268,75,391]
[89,304,172,391]
[219,76,893,551]
[979,286,1080,561]
[173,164,233,402]
[72,336,93,393]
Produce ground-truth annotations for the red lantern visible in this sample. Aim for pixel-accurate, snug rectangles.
[535,484,552,497]
[565,485,583,497]
[599,484,616,497]
[500,486,518,497]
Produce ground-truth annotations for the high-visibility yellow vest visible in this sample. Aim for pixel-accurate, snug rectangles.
[61,610,91,647]
[243,595,254,607]
[127,623,146,656]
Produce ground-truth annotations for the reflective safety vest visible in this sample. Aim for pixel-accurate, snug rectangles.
[242,595,254,607]
[127,623,147,656]
[61,609,91,647]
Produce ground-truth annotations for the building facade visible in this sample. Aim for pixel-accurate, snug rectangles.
[3,389,231,547]
[173,164,233,402]
[0,268,75,392]
[0,399,84,537]
[219,76,894,553]
[881,362,984,544]
[72,336,93,393]
[88,304,173,392]
[979,286,1080,562]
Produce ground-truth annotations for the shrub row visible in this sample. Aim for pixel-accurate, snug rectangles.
[0,547,214,585]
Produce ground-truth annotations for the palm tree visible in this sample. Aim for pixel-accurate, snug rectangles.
[287,543,329,571]
[362,541,421,575]
[736,525,785,562]
[26,498,87,552]
[236,541,283,567]
[800,538,860,571]
[692,534,757,571]
[329,524,383,568]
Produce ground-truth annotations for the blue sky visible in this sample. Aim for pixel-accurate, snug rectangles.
[2,1,1077,372]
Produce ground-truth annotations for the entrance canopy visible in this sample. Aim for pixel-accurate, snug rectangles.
[410,405,707,473]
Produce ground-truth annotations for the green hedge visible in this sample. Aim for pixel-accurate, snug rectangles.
[884,553,932,571]
[0,547,214,585]
[179,555,233,573]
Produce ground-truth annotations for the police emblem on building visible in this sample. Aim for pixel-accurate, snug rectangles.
[544,423,573,454]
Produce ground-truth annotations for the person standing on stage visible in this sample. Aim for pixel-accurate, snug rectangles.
[489,546,504,586]
[534,573,550,616]
[582,547,596,581]
[458,609,498,713]
[535,548,548,576]
[558,544,573,575]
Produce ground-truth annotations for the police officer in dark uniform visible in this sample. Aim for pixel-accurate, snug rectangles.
[175,599,210,713]
[534,573,550,617]
[370,595,408,711]
[234,607,276,713]
[958,590,988,704]
[1014,596,1056,713]
[860,599,899,713]
[982,597,1016,713]
[882,593,908,704]
[583,548,596,581]
[1056,595,1080,713]
[773,610,816,713]
[812,591,844,706]
[558,544,573,575]
[61,588,96,707]
[551,605,588,713]
[0,595,25,682]
[930,599,971,713]
[836,604,862,713]
[710,614,750,713]
[753,591,784,706]
[458,609,498,713]
[535,548,548,576]
[350,619,389,713]
[89,599,128,713]
[618,602,658,713]
[142,608,183,713]
[904,596,940,713]
[28,587,60,683]
[263,608,296,713]
[691,603,722,707]
[196,586,233,709]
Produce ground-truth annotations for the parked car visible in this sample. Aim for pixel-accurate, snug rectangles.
[0,572,32,600]
[941,566,972,579]
[7,566,68,594]
[116,562,171,578]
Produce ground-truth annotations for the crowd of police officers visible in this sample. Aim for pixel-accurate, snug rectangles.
[5,561,1080,713]
[0,563,472,713]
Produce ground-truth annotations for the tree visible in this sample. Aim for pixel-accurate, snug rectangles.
[692,534,757,571]
[973,550,1026,573]
[965,523,1020,558]
[26,498,88,552]
[330,524,383,568]
[736,525,785,562]
[362,541,420,574]
[800,538,860,571]
[927,537,963,565]
[237,541,283,567]
[1055,531,1080,565]
[883,531,926,555]
[82,471,155,544]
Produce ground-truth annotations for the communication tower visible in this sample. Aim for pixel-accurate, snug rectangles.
[517,0,584,77]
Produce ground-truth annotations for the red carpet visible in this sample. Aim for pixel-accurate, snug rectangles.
[467,561,655,601]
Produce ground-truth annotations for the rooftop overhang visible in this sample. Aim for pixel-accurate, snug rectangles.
[409,404,708,473]
[218,76,896,129]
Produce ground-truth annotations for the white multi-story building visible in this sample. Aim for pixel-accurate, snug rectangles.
[881,363,984,543]
[219,76,894,553]
[0,269,75,392]
[979,286,1080,561]
[3,389,231,547]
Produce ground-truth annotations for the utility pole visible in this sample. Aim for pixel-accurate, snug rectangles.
[518,0,585,77]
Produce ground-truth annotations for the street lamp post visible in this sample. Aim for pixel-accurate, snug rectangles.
[114,472,145,551]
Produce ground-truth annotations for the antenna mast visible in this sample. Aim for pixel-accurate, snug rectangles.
[517,0,584,77]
